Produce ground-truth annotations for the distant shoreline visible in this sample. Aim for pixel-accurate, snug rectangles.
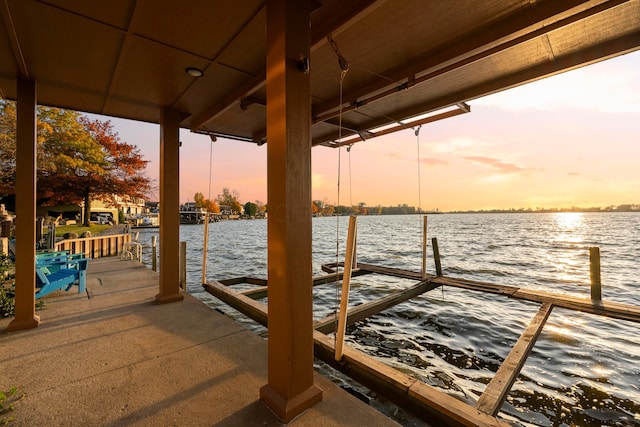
[443,206,640,214]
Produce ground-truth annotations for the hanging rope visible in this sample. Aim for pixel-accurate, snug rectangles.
[202,137,214,285]
[347,144,353,209]
[415,125,422,214]
[208,138,213,201]
[328,35,350,341]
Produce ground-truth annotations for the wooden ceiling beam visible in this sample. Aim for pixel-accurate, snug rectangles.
[1,0,29,78]
[312,0,621,122]
[309,0,390,46]
[189,0,389,131]
[189,72,266,130]
[171,3,266,114]
[102,0,144,114]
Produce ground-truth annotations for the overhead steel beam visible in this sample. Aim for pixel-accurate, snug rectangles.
[317,104,470,147]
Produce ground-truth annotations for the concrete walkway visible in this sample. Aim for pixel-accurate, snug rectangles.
[1,257,399,426]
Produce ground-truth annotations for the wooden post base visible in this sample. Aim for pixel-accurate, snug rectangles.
[260,383,323,423]
[154,293,184,304]
[6,315,40,332]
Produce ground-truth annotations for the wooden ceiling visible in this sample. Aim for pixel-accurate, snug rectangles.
[1,0,639,147]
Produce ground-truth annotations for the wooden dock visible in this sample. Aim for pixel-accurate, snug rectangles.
[0,257,400,427]
[204,261,640,427]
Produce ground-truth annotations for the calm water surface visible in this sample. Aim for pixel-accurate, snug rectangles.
[135,212,640,426]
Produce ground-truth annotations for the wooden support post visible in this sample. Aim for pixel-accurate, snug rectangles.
[352,222,358,270]
[180,241,187,291]
[156,107,183,303]
[422,215,428,280]
[590,247,602,301]
[151,235,157,272]
[260,0,322,421]
[476,303,553,415]
[202,212,209,284]
[432,237,442,277]
[7,79,40,332]
[335,215,358,361]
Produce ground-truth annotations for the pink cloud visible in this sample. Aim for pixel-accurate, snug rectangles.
[463,156,525,174]
[421,157,448,167]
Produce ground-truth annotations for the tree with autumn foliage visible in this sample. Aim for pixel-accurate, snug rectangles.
[0,101,151,226]
[216,187,242,214]
[193,192,220,213]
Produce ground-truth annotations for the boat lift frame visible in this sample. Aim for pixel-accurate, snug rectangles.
[203,235,640,427]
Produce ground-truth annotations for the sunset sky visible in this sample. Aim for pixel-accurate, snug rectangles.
[92,50,640,212]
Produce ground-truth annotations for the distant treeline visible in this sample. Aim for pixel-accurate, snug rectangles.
[314,201,640,216]
[320,203,431,216]
[447,204,640,214]
[319,203,640,216]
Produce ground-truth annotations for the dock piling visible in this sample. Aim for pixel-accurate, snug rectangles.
[590,246,602,301]
[180,241,187,291]
[202,212,210,284]
[151,235,157,271]
[432,237,442,276]
[421,216,427,280]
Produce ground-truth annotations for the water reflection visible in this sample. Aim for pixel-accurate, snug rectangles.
[553,211,584,233]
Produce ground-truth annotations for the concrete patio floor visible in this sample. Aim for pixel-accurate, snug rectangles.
[0,257,399,426]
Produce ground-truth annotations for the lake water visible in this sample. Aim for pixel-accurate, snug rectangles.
[134,212,640,426]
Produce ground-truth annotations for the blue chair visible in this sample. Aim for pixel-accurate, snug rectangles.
[35,258,89,299]
[36,252,84,274]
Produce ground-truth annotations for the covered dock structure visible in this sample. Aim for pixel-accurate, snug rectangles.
[2,0,640,423]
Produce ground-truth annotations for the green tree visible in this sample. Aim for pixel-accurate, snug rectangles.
[244,201,257,216]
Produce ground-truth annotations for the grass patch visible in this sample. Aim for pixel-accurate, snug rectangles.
[1,386,24,425]
[47,224,111,237]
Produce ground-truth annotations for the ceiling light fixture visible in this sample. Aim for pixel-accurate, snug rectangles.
[185,67,204,77]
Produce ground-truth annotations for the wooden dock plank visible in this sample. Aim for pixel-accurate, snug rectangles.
[220,277,268,286]
[203,281,268,326]
[314,278,441,333]
[237,270,373,299]
[475,303,553,416]
[323,262,424,280]
[511,288,640,323]
[335,262,640,324]
[409,382,509,427]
